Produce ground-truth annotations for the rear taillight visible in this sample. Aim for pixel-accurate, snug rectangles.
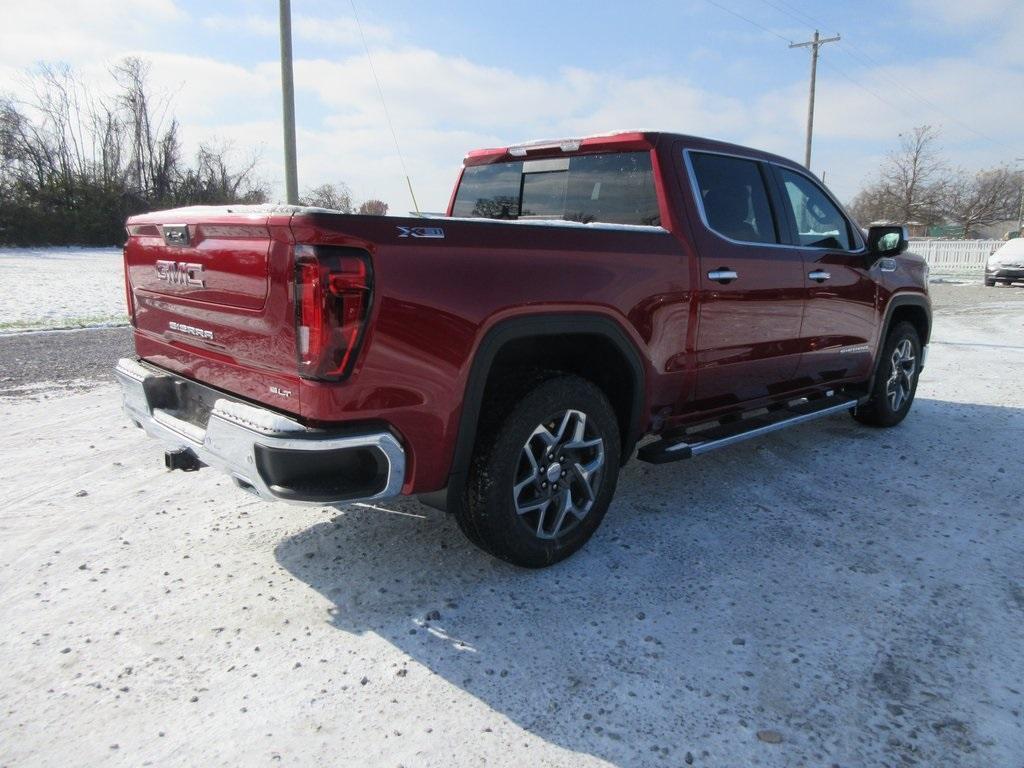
[122,245,136,326]
[294,245,372,380]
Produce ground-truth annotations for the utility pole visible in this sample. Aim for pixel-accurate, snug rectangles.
[278,0,299,204]
[790,30,840,170]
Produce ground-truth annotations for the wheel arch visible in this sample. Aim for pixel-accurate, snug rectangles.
[446,313,647,493]
[864,292,931,394]
[883,293,932,347]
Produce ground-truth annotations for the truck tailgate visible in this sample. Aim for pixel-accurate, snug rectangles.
[124,207,303,411]
[127,221,270,310]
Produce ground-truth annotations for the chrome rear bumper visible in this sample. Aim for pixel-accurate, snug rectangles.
[114,358,405,505]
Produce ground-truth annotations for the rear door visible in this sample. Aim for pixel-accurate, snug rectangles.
[683,150,806,412]
[768,164,878,385]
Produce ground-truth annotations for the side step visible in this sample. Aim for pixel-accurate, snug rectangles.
[637,394,860,464]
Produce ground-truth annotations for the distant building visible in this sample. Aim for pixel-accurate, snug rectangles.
[869,220,928,237]
[924,220,1021,240]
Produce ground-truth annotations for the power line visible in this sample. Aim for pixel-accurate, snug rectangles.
[349,0,420,213]
[832,40,1014,151]
[755,0,1014,151]
[702,0,793,44]
[756,0,832,34]
[706,0,1016,160]
[816,59,918,123]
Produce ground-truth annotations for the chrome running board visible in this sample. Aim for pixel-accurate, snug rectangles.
[637,394,860,464]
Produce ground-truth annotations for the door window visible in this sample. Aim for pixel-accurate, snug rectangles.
[689,152,778,244]
[777,168,854,250]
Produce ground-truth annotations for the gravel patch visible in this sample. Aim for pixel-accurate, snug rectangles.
[0,327,133,399]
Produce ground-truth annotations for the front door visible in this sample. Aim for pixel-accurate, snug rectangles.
[769,165,878,385]
[683,150,807,413]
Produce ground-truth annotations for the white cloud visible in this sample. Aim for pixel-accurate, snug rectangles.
[907,0,1019,26]
[3,3,1022,211]
[200,14,278,37]
[906,0,1024,66]
[141,52,278,122]
[0,0,184,68]
[200,13,390,46]
[275,48,781,210]
[810,57,1024,157]
[293,15,390,45]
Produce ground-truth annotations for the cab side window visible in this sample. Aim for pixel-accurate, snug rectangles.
[776,168,854,250]
[689,152,778,245]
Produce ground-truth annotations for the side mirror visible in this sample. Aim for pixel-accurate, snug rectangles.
[867,225,909,259]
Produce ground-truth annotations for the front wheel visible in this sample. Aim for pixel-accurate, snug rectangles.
[457,374,621,568]
[852,321,921,428]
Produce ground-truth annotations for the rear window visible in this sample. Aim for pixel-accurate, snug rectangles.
[452,151,661,226]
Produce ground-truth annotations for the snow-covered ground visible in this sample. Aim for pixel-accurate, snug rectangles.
[0,248,126,333]
[0,288,1023,767]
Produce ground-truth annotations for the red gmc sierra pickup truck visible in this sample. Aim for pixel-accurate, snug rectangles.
[116,130,931,567]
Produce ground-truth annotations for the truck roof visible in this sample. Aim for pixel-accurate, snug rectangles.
[463,129,800,170]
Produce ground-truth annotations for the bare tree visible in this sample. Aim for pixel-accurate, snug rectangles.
[358,199,388,216]
[940,167,1022,238]
[0,58,269,245]
[176,140,267,204]
[300,182,354,212]
[113,58,184,205]
[849,125,947,226]
[1,58,383,245]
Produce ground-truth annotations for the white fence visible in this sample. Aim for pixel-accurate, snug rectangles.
[907,239,1001,275]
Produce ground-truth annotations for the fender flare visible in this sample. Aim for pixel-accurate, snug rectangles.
[446,313,647,491]
[881,292,932,345]
[867,292,932,390]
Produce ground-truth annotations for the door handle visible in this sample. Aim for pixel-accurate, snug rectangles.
[707,269,738,284]
[808,270,831,282]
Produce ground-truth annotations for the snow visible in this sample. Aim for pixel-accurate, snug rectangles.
[0,247,126,333]
[128,203,344,218]
[990,238,1024,264]
[134,203,668,233]
[1,288,1022,766]
[434,215,666,233]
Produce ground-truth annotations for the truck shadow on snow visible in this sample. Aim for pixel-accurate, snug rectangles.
[274,397,1024,766]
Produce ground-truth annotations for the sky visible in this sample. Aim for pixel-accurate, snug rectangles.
[1,0,1022,213]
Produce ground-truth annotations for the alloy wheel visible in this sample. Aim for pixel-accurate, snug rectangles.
[885,338,916,411]
[512,409,605,540]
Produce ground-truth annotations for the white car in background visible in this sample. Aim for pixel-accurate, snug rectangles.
[985,239,1024,286]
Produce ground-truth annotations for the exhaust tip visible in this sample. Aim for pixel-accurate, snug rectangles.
[165,449,203,472]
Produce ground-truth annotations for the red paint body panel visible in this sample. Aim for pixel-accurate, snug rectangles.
[122,132,929,496]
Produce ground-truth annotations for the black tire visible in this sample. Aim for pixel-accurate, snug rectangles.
[456,374,621,568]
[852,321,921,427]
[984,278,996,287]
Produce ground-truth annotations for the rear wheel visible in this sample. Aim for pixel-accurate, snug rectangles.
[984,277,996,287]
[457,374,621,568]
[852,321,921,427]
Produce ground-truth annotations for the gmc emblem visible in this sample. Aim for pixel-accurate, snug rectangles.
[155,260,205,287]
